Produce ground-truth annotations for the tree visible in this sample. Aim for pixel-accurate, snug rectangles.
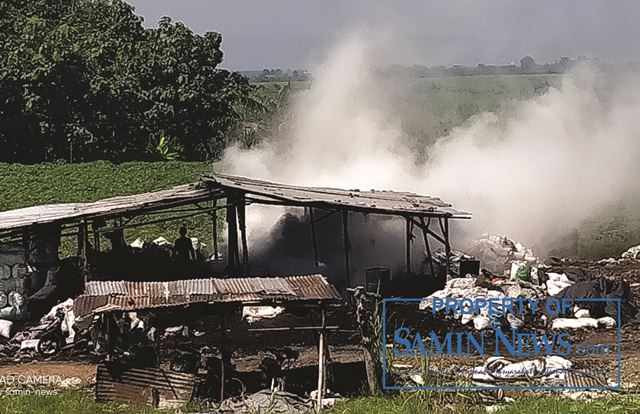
[0,0,256,163]
[520,56,537,72]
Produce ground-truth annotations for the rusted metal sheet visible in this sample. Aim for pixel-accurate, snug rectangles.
[95,364,197,407]
[215,277,294,296]
[74,295,109,318]
[76,274,342,317]
[204,173,471,218]
[84,280,127,296]
[286,274,341,301]
[85,279,220,297]
[565,371,607,388]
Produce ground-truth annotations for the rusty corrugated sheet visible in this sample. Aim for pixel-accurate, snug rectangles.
[565,371,607,388]
[85,280,127,296]
[74,295,109,319]
[84,279,220,297]
[251,277,295,295]
[286,274,341,301]
[214,277,293,296]
[126,281,150,298]
[75,274,341,317]
[96,364,197,407]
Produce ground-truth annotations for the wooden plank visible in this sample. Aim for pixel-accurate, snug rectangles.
[316,310,326,411]
[237,196,249,275]
[309,208,320,269]
[419,217,436,277]
[342,211,351,288]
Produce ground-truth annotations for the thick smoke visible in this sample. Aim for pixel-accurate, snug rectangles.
[426,67,640,252]
[223,35,640,277]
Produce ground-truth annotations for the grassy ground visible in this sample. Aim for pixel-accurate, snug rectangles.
[3,390,640,414]
[0,389,207,414]
[326,393,640,414]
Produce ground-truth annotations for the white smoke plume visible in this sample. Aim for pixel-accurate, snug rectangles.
[223,35,640,258]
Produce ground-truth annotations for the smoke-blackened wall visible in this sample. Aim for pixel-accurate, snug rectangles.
[246,209,437,288]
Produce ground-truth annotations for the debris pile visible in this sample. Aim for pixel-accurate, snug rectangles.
[468,234,539,275]
[422,235,640,332]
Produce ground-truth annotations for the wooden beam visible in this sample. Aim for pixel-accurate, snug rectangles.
[237,196,250,276]
[342,211,351,288]
[79,220,89,285]
[92,222,101,253]
[410,217,447,246]
[316,309,326,411]
[405,218,412,274]
[419,217,436,277]
[309,208,320,269]
[219,311,227,401]
[226,198,240,274]
[212,199,219,260]
[444,217,451,280]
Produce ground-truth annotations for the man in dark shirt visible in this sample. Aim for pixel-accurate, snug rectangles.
[174,226,196,265]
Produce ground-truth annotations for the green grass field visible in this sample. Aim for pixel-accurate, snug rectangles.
[326,393,640,414]
[1,389,640,414]
[0,390,207,414]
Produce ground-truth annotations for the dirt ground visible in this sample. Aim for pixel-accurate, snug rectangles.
[0,360,96,388]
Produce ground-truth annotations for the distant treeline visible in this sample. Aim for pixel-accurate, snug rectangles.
[240,68,311,82]
[379,56,640,78]
[246,56,640,82]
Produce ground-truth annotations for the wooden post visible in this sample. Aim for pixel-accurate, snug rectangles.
[237,196,249,275]
[354,288,380,394]
[79,220,89,284]
[309,208,320,270]
[105,313,113,362]
[316,309,326,411]
[226,197,240,274]
[212,199,219,260]
[92,224,101,253]
[405,217,411,275]
[419,217,436,277]
[220,311,226,401]
[342,211,351,288]
[444,218,451,280]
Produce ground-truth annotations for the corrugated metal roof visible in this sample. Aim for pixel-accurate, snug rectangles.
[203,173,470,218]
[96,364,197,407]
[76,274,341,317]
[0,183,214,232]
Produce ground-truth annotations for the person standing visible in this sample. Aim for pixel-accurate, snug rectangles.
[174,226,196,266]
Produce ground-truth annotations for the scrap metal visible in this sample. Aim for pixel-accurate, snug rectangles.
[74,274,342,317]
